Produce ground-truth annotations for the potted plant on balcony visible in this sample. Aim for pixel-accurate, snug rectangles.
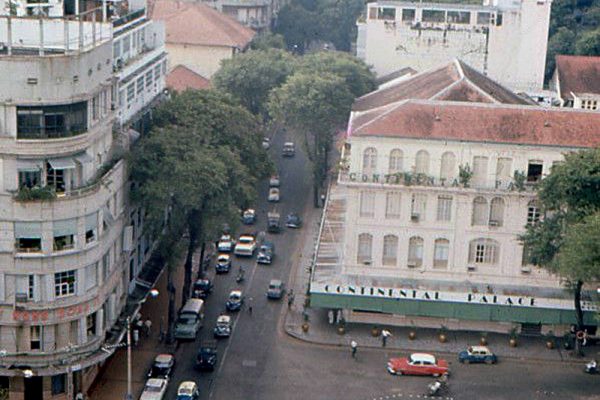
[513,170,526,191]
[458,164,473,187]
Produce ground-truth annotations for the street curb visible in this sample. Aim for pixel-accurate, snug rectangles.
[283,326,591,366]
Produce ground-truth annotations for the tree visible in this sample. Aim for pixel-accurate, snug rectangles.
[298,51,376,98]
[268,73,354,206]
[316,0,364,52]
[521,148,600,351]
[130,90,270,340]
[273,3,319,53]
[213,50,297,118]
[545,27,576,79]
[250,32,286,51]
[575,28,600,55]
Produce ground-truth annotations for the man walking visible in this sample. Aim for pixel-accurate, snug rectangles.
[381,329,392,347]
[351,340,358,358]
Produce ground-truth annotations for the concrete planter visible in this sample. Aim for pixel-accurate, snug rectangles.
[371,327,380,337]
[337,326,346,335]
[302,322,310,333]
[438,333,447,343]
[509,338,518,347]
[408,331,416,340]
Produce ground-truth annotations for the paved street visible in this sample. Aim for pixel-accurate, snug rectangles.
[91,132,600,400]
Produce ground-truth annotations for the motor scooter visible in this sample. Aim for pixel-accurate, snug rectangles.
[235,268,245,284]
[585,359,598,374]
[428,379,449,396]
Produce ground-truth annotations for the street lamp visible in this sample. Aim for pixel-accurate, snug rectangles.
[125,289,159,400]
[22,369,33,379]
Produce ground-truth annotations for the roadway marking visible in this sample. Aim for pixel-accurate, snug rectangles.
[208,259,260,399]
[242,360,257,367]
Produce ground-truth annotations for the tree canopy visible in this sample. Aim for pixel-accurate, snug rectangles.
[521,148,600,333]
[130,89,270,340]
[213,49,298,118]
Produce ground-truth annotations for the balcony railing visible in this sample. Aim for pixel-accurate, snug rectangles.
[17,125,87,140]
[112,8,146,29]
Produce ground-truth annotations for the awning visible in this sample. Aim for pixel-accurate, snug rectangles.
[48,158,76,170]
[75,152,94,164]
[16,159,43,172]
[14,222,42,238]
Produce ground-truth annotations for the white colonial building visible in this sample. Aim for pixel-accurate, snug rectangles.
[356,0,551,93]
[0,0,165,398]
[310,61,600,335]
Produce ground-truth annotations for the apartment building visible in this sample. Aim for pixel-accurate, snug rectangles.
[0,0,166,398]
[310,61,600,335]
[356,0,551,93]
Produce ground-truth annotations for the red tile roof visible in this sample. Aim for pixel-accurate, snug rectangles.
[151,0,255,48]
[166,65,211,91]
[555,55,600,100]
[353,60,532,112]
[350,100,600,148]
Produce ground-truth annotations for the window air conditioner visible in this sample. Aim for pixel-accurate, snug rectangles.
[489,220,499,227]
[407,261,418,268]
[15,292,29,303]
[467,265,477,272]
[521,265,532,273]
[411,213,420,222]
[363,259,372,266]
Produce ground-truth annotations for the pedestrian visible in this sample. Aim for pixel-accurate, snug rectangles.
[133,329,140,346]
[351,340,358,358]
[381,329,392,347]
[144,319,152,337]
[328,310,334,325]
[75,392,84,400]
[287,292,295,309]
[248,297,253,315]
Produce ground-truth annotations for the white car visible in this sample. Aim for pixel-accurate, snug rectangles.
[140,378,168,400]
[176,381,199,400]
[269,175,280,187]
[217,234,234,253]
[234,234,257,256]
[268,188,280,202]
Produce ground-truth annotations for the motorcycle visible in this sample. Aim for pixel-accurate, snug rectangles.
[585,360,598,374]
[427,379,449,397]
[235,268,245,284]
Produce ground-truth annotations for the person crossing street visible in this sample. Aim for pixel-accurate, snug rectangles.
[351,340,358,358]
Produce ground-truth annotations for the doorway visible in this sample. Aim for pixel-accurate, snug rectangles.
[24,376,43,400]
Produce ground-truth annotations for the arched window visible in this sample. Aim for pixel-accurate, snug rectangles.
[357,233,373,264]
[433,239,449,268]
[382,235,398,266]
[472,197,488,226]
[468,238,499,265]
[388,149,404,174]
[415,150,430,174]
[489,197,505,227]
[440,152,456,181]
[527,200,540,225]
[362,147,377,174]
[408,236,424,267]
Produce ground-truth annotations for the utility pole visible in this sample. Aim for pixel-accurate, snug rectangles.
[126,317,132,400]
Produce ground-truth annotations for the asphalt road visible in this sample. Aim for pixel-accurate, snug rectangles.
[162,133,600,400]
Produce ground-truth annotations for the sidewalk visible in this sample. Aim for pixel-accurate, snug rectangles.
[283,197,597,364]
[88,254,189,400]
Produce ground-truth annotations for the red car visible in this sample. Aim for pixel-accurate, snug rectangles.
[387,353,449,377]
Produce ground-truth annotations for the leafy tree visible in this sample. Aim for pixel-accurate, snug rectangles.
[298,51,376,97]
[273,4,319,53]
[268,73,354,206]
[131,90,270,340]
[213,49,297,118]
[316,0,364,52]
[250,32,286,50]
[545,27,576,78]
[521,149,600,350]
[575,28,600,55]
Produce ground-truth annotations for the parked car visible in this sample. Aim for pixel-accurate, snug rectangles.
[217,234,234,253]
[458,346,497,364]
[282,142,295,157]
[268,188,280,202]
[234,234,257,257]
[387,353,449,377]
[269,175,280,187]
[267,212,281,233]
[176,381,199,400]
[257,242,275,264]
[226,290,244,311]
[242,209,256,225]
[266,279,285,299]
[286,213,302,228]
[147,354,175,380]
[174,299,204,340]
[140,378,168,400]
[195,342,217,371]
[215,254,232,273]
[262,137,270,149]
[192,278,213,299]
[213,315,232,338]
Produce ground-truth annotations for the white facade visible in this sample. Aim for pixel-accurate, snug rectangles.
[0,0,165,397]
[356,0,551,92]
